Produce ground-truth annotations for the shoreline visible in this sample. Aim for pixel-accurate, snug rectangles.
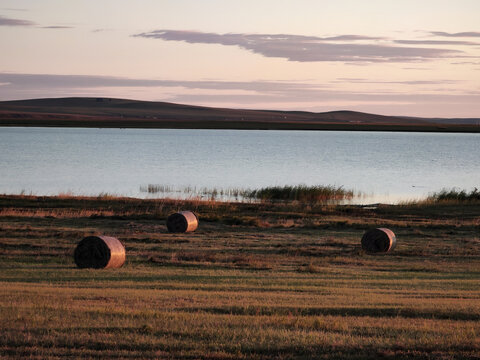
[0,190,424,207]
[1,120,480,133]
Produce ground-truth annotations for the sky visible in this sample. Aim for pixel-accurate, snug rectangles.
[1,0,479,117]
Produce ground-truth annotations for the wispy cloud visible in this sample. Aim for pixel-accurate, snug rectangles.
[451,61,480,65]
[430,31,480,38]
[321,35,386,41]
[0,73,322,93]
[133,30,462,63]
[0,14,71,29]
[1,8,28,12]
[0,14,35,26]
[92,28,113,33]
[0,72,473,99]
[335,78,461,85]
[395,39,478,46]
[41,25,73,29]
[0,73,469,96]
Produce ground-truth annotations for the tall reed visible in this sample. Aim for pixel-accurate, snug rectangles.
[140,184,354,203]
[243,185,354,203]
[427,187,480,202]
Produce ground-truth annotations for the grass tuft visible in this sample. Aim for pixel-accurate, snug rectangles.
[244,185,354,203]
[427,187,480,202]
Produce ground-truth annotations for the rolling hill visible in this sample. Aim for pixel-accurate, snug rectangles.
[0,97,479,132]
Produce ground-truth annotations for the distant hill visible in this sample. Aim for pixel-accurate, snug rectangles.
[0,97,479,132]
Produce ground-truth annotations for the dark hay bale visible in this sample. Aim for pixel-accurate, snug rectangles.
[361,228,396,254]
[74,236,126,269]
[167,211,198,233]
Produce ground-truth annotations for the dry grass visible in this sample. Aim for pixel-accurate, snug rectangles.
[1,194,479,359]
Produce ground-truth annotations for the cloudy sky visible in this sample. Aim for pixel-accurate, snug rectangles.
[1,0,479,117]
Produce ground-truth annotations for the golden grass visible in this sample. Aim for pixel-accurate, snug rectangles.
[1,195,480,359]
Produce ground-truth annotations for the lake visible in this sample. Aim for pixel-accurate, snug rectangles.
[0,127,479,204]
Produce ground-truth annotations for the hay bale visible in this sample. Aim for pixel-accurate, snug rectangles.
[361,228,396,254]
[74,236,126,269]
[167,211,198,233]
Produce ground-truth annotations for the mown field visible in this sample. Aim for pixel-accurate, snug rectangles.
[0,195,479,359]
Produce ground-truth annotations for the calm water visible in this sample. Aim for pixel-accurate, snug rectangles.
[0,127,479,203]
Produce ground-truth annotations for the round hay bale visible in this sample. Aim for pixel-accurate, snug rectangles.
[74,236,126,269]
[361,228,396,254]
[167,211,198,233]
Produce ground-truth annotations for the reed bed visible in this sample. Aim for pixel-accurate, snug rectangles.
[427,187,480,202]
[140,184,355,203]
[244,185,355,203]
[140,184,248,201]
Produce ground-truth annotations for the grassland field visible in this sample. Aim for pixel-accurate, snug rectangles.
[0,195,479,359]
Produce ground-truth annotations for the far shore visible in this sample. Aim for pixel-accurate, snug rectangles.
[2,118,480,133]
[1,97,479,133]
